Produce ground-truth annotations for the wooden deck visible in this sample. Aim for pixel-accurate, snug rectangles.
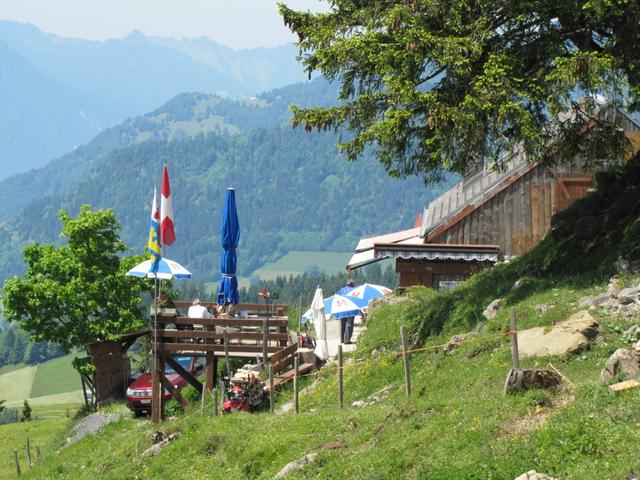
[149,301,312,422]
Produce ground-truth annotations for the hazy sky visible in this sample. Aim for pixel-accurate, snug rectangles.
[0,0,328,49]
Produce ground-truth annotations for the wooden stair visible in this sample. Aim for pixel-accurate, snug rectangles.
[264,363,315,391]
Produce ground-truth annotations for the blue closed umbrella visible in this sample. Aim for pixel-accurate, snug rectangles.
[217,188,240,305]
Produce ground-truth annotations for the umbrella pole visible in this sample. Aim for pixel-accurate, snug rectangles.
[151,276,161,423]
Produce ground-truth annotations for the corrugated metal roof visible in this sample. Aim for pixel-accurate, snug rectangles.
[348,229,423,270]
[420,152,529,238]
[354,227,421,252]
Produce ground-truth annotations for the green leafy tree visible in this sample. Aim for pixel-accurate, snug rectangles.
[280,0,637,183]
[2,205,147,351]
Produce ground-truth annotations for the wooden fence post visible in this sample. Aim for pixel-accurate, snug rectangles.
[14,448,20,477]
[25,437,32,469]
[35,444,41,463]
[213,387,219,416]
[262,317,269,364]
[269,363,274,413]
[223,329,231,380]
[294,356,299,414]
[219,380,225,414]
[510,307,520,369]
[400,325,411,397]
[338,344,344,409]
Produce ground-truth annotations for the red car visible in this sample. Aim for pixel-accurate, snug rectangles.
[126,356,205,415]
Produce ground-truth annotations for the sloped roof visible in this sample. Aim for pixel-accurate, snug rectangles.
[420,152,530,239]
[421,104,640,241]
[347,228,422,270]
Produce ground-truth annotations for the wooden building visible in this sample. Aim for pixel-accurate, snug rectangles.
[347,106,640,289]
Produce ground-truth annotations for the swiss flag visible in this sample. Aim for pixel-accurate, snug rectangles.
[160,164,176,245]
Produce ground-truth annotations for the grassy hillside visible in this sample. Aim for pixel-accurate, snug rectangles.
[30,354,82,398]
[14,278,640,479]
[0,417,71,479]
[0,353,81,407]
[11,160,640,479]
[0,364,36,403]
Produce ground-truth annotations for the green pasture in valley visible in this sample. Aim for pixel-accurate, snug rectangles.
[30,354,81,398]
[250,251,353,281]
[0,365,36,403]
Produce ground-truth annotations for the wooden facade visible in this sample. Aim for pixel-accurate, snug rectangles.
[348,105,640,288]
[426,165,592,258]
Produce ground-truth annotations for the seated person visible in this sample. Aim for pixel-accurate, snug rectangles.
[187,298,211,330]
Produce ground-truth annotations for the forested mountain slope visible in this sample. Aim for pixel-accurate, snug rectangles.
[0,80,338,220]
[0,80,450,283]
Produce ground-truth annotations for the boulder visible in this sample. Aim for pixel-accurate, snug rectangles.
[578,293,610,309]
[518,311,599,359]
[617,287,639,305]
[443,332,475,354]
[273,453,317,479]
[514,471,558,480]
[607,276,622,296]
[483,298,503,321]
[599,348,640,384]
[623,325,640,343]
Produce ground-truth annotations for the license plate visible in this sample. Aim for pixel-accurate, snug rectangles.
[140,399,151,404]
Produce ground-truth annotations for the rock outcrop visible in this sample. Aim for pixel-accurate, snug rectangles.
[599,348,640,384]
[514,471,558,480]
[517,311,599,359]
[483,298,503,320]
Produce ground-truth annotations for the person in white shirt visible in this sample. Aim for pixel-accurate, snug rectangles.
[187,298,211,330]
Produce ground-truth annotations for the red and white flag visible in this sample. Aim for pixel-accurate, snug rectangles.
[160,164,176,245]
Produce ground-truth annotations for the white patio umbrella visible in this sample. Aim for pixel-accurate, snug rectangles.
[125,257,192,280]
[311,287,329,361]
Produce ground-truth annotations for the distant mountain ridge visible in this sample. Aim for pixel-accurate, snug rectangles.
[0,80,335,220]
[0,20,307,179]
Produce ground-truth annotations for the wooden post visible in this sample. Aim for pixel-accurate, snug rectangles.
[25,437,32,468]
[400,325,411,397]
[298,295,303,333]
[262,317,269,364]
[80,374,89,408]
[14,448,20,477]
[151,353,162,424]
[294,356,299,414]
[35,444,41,463]
[269,363,274,413]
[223,329,231,381]
[338,344,344,409]
[219,380,225,414]
[206,353,215,393]
[213,387,219,417]
[510,307,520,369]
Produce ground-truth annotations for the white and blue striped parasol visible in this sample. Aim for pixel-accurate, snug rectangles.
[324,294,367,319]
[346,283,391,304]
[125,257,192,280]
